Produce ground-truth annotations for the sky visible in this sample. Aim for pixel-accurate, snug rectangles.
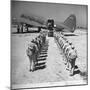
[11,1,88,28]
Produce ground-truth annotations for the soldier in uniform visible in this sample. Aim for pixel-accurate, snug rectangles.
[26,43,36,71]
[17,25,20,33]
[66,47,78,76]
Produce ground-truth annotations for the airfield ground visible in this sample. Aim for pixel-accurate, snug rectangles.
[11,28,88,89]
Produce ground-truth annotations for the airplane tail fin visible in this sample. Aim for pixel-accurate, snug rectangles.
[63,14,76,32]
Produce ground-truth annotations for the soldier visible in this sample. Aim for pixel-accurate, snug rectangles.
[62,39,66,49]
[31,39,38,49]
[65,42,74,56]
[60,38,65,49]
[66,47,78,76]
[62,40,69,53]
[58,38,62,47]
[21,24,23,33]
[37,36,42,50]
[42,33,46,44]
[26,43,37,71]
[31,39,39,63]
[17,25,20,33]
[63,42,73,65]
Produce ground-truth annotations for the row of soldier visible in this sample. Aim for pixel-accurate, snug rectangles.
[26,32,46,72]
[54,32,78,76]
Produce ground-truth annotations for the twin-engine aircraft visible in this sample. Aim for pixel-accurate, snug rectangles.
[20,13,76,33]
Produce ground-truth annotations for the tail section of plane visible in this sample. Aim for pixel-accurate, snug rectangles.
[63,14,76,32]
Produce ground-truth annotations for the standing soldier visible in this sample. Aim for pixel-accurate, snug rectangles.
[26,24,29,32]
[26,43,36,71]
[65,42,74,56]
[67,47,78,76]
[31,39,39,64]
[17,24,20,33]
[63,40,69,53]
[21,24,23,33]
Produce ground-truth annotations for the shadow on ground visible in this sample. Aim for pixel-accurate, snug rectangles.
[73,65,88,81]
[34,40,49,71]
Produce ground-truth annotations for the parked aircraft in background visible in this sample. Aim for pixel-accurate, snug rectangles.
[20,14,76,33]
[12,13,76,33]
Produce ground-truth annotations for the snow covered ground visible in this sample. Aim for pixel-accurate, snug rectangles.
[11,28,88,89]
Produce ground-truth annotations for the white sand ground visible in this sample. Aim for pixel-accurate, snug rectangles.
[11,28,87,89]
[65,29,87,73]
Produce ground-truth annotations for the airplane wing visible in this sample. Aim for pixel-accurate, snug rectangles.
[21,14,46,25]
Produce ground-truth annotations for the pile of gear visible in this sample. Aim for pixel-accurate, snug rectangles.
[26,31,47,72]
[54,32,78,76]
